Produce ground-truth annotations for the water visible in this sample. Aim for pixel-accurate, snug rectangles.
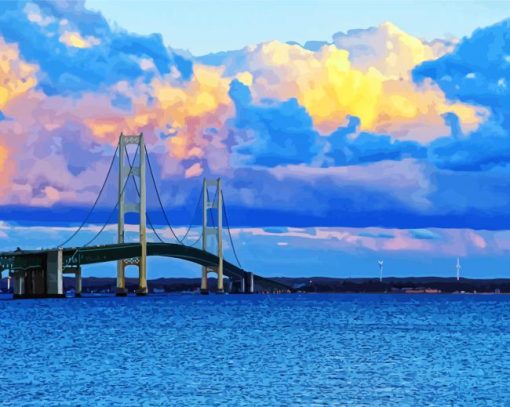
[0,293,509,406]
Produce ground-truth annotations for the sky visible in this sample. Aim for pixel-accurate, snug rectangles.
[87,0,510,55]
[2,0,510,279]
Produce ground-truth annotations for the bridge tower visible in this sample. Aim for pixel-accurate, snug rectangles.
[201,178,224,294]
[116,133,147,296]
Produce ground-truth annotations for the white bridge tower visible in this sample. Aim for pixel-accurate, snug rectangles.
[116,133,147,296]
[201,178,224,294]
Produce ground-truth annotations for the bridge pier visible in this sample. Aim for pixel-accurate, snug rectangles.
[12,271,24,297]
[27,268,46,296]
[116,261,128,296]
[46,249,64,298]
[75,267,82,297]
[63,266,82,297]
[200,268,209,294]
[245,272,255,294]
[12,249,64,299]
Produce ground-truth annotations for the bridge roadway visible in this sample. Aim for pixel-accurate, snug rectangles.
[0,242,289,295]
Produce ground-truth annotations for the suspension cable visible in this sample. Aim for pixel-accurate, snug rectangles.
[180,188,203,243]
[128,174,166,244]
[221,191,242,268]
[83,145,139,247]
[58,144,119,247]
[124,145,167,244]
[188,233,202,247]
[144,147,183,243]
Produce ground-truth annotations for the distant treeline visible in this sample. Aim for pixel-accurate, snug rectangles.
[45,276,510,294]
[273,277,510,293]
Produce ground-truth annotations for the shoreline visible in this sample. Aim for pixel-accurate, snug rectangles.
[3,276,510,295]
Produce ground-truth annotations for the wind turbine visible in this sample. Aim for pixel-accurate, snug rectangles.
[378,260,384,282]
[456,257,461,281]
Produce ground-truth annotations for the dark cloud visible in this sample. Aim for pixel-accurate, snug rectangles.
[227,82,426,169]
[429,120,510,171]
[414,19,510,171]
[228,79,320,166]
[413,19,510,110]
[409,229,439,240]
[326,115,426,166]
[358,231,395,239]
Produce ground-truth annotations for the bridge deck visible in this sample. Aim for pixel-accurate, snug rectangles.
[0,242,289,291]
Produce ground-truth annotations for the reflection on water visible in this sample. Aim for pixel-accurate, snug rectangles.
[0,293,509,406]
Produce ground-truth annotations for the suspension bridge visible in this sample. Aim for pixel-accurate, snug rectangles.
[0,133,289,298]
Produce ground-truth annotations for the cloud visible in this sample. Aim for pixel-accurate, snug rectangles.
[324,115,426,166]
[358,231,395,239]
[230,226,501,257]
[229,79,320,166]
[0,37,38,198]
[59,31,100,49]
[201,27,483,141]
[413,19,510,109]
[331,22,457,79]
[413,19,510,170]
[0,37,37,110]
[0,0,192,95]
[1,3,510,231]
[409,229,440,240]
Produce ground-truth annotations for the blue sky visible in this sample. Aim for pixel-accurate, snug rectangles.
[88,0,510,55]
[2,0,510,279]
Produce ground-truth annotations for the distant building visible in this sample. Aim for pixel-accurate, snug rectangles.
[402,287,441,294]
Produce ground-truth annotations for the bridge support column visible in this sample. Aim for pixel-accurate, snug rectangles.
[12,269,47,299]
[136,133,148,296]
[200,268,208,294]
[239,276,245,293]
[31,269,46,296]
[201,178,209,294]
[46,249,64,298]
[117,134,127,296]
[13,271,24,297]
[116,261,127,296]
[217,179,224,294]
[244,272,254,294]
[75,267,82,297]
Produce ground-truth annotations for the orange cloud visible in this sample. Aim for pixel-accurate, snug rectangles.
[236,25,484,141]
[152,65,233,160]
[59,31,100,49]
[0,22,493,207]
[0,144,11,191]
[0,38,37,110]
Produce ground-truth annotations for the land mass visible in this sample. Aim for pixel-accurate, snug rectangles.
[18,276,510,294]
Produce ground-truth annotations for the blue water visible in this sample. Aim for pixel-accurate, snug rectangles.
[0,294,509,406]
